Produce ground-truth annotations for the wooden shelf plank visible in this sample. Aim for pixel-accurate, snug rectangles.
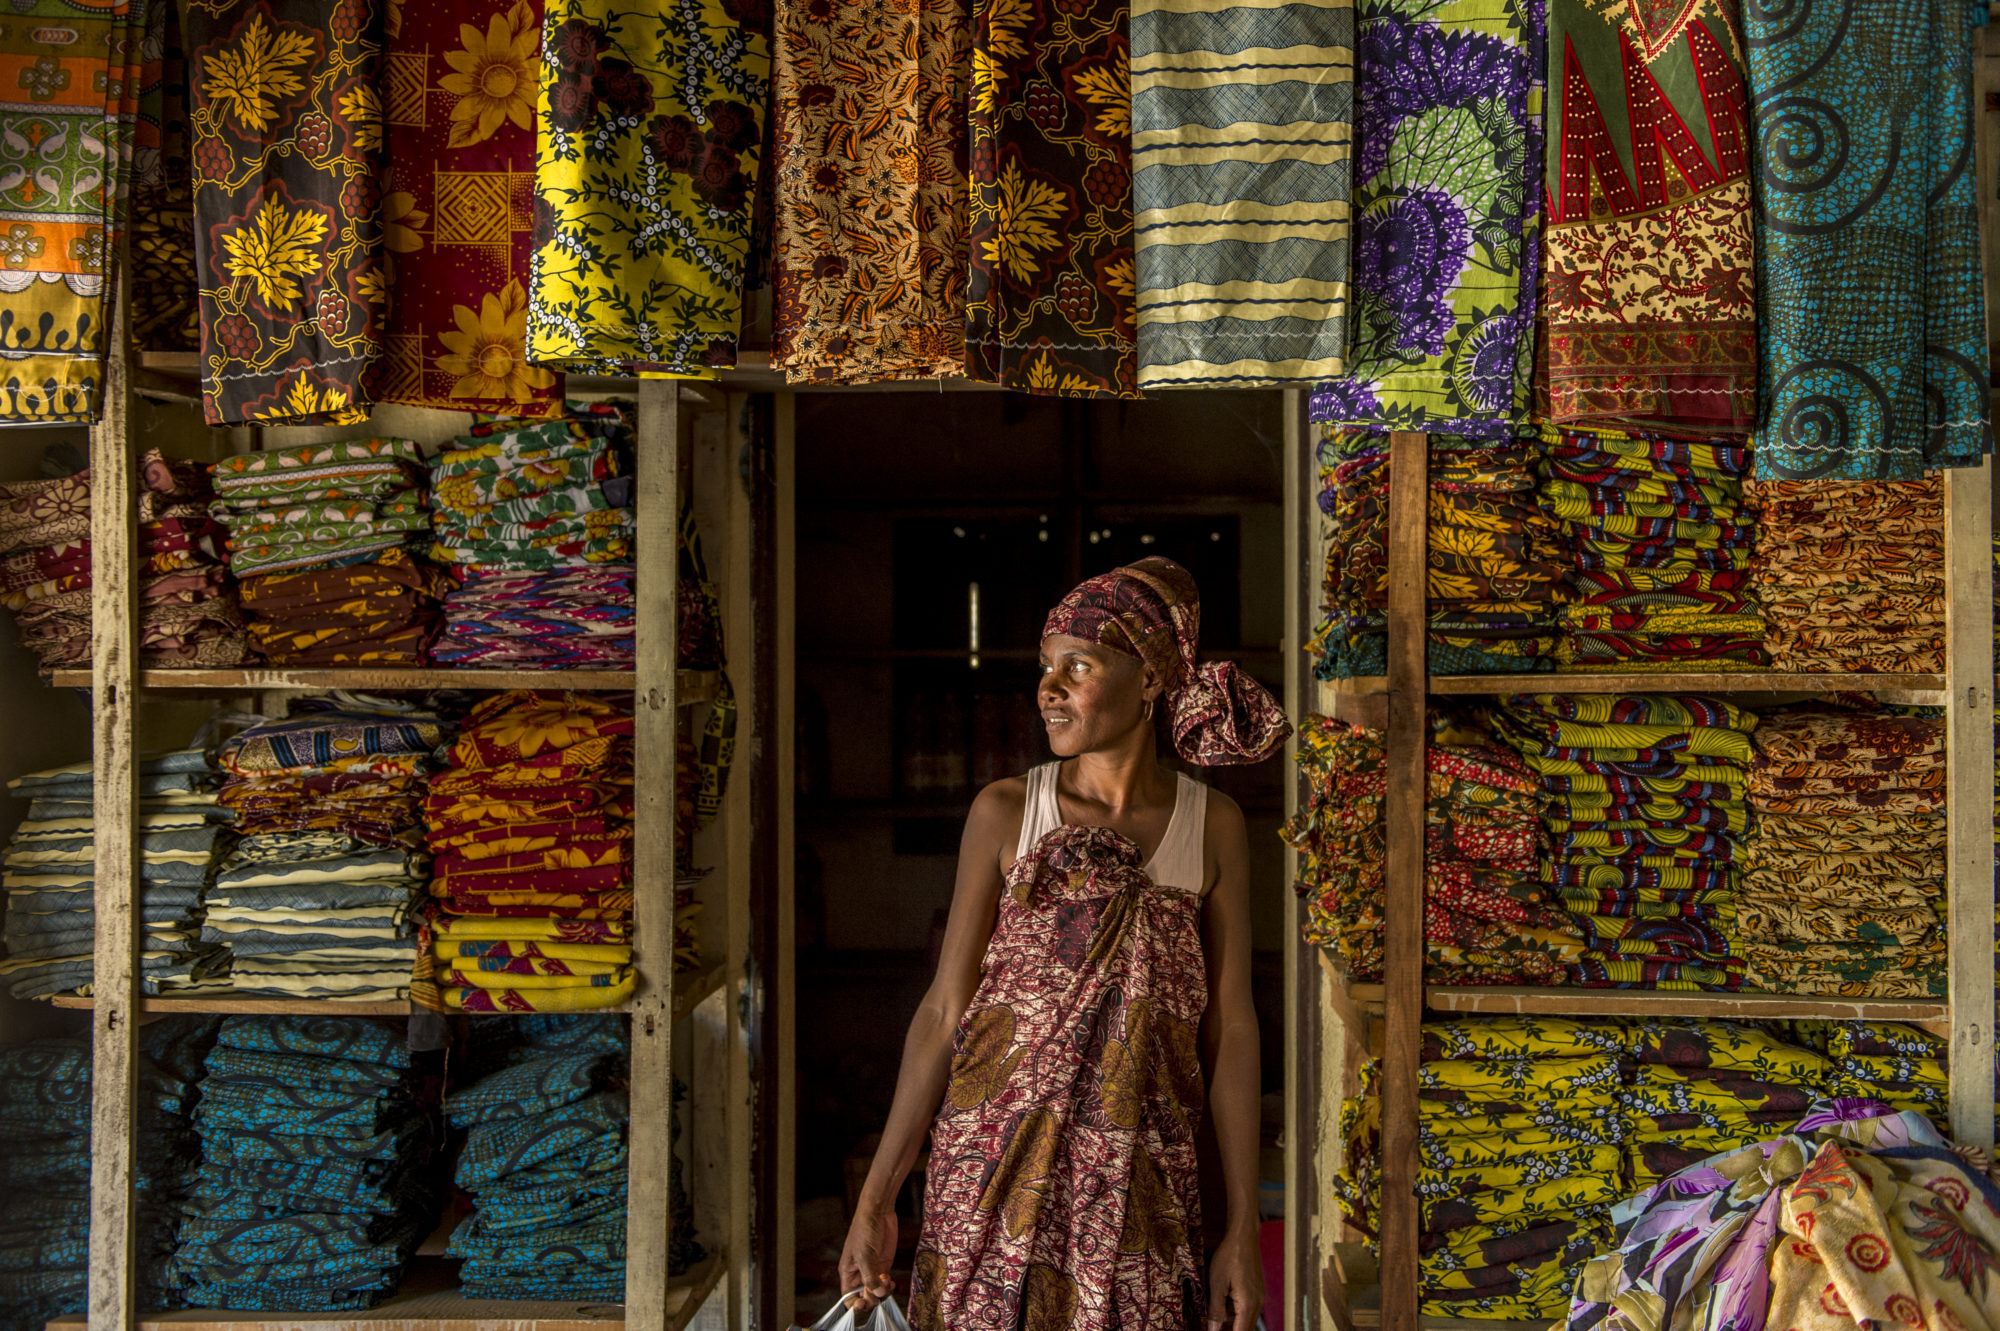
[672,964,726,1027]
[48,668,720,701]
[46,1253,723,1331]
[52,995,414,1016]
[1343,983,1948,1024]
[1324,672,1945,698]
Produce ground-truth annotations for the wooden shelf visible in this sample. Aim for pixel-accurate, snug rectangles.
[47,1253,723,1331]
[1344,982,1949,1025]
[52,995,413,1016]
[1323,671,1945,698]
[672,963,726,1026]
[49,668,720,701]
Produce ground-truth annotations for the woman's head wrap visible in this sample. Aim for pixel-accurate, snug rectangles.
[1041,557,1291,765]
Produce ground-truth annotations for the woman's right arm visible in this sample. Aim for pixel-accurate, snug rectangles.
[836,778,1019,1310]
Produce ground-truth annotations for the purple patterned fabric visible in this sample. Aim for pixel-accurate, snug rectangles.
[435,567,635,669]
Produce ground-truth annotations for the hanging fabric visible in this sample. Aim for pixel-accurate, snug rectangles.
[1542,0,1756,432]
[1129,0,1354,389]
[527,0,771,377]
[962,0,1138,397]
[185,0,386,426]
[375,0,561,416]
[0,0,151,421]
[1308,0,1544,436]
[134,1,201,354]
[1743,2,1992,479]
[767,0,969,384]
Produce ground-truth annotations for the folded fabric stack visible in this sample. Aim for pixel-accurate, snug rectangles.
[433,568,635,669]
[210,439,444,666]
[1797,1020,1949,1131]
[0,450,249,673]
[417,692,640,1012]
[1492,694,1757,991]
[1335,1017,1626,1320]
[171,1017,436,1310]
[1309,430,1564,679]
[1540,424,1765,671]
[1283,715,1583,984]
[208,700,447,999]
[1739,704,1946,997]
[0,751,233,1000]
[428,412,635,572]
[1745,476,1943,673]
[1617,1019,1825,1191]
[0,1020,218,1327]
[445,1014,698,1299]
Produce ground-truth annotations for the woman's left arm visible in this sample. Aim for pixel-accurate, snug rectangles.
[1200,793,1263,1331]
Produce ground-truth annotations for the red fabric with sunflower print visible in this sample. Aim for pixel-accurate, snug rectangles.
[962,0,1137,397]
[186,0,386,425]
[377,0,561,415]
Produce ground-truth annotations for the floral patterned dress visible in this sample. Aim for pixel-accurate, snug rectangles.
[909,824,1208,1331]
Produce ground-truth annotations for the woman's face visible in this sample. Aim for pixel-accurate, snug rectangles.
[1037,633,1154,756]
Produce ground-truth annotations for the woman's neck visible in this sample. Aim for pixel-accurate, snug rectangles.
[1062,739,1172,815]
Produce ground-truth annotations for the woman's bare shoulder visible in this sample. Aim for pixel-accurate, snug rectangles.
[969,775,1029,829]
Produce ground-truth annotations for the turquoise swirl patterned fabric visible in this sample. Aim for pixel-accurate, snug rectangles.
[1130,0,1354,387]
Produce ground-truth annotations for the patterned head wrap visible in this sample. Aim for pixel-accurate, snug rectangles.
[1041,557,1291,765]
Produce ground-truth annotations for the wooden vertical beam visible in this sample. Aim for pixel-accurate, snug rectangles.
[629,377,683,1330]
[1944,459,1994,1152]
[1377,432,1427,1331]
[721,392,757,1327]
[87,274,138,1331]
[773,393,799,1324]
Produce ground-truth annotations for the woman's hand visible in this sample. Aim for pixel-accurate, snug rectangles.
[1206,1229,1265,1331]
[836,1205,898,1313]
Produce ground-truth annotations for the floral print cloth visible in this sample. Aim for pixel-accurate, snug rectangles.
[1542,0,1755,429]
[962,0,1138,396]
[185,0,386,426]
[768,0,967,383]
[528,0,770,376]
[378,0,561,414]
[1743,2,1991,480]
[1310,0,1542,436]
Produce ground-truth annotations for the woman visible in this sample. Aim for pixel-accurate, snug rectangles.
[838,558,1290,1331]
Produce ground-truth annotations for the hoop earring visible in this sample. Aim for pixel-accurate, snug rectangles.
[1142,698,1155,722]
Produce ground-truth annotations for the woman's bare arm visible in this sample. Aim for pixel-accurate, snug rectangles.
[1199,793,1264,1331]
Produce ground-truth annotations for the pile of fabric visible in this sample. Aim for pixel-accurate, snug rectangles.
[417,692,641,1012]
[170,1017,437,1310]
[0,450,248,673]
[206,700,445,1000]
[1284,714,1583,985]
[1541,425,1765,672]
[1739,704,1946,997]
[1569,1102,2000,1331]
[1310,430,1564,679]
[1617,1020,1824,1192]
[0,1019,218,1328]
[1745,476,1943,674]
[1492,694,1756,991]
[444,1014,698,1300]
[1335,1017,1626,1320]
[210,440,445,666]
[0,751,232,1000]
[1798,1020,1949,1131]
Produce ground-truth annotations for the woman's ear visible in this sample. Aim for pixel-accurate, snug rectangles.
[1140,659,1167,703]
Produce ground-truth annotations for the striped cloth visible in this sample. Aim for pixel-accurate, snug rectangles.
[1130,0,1354,388]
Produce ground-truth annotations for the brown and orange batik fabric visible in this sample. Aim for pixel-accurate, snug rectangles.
[185,0,385,426]
[377,0,560,414]
[962,0,1137,397]
[237,549,451,665]
[910,825,1207,1331]
[768,0,968,383]
[1543,0,1756,429]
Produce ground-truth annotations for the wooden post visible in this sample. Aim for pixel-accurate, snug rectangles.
[1944,459,1994,1151]
[773,393,799,1323]
[87,278,138,1331]
[721,393,757,1327]
[628,377,682,1329]
[1377,432,1427,1331]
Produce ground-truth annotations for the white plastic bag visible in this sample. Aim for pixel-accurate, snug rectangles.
[789,1292,914,1331]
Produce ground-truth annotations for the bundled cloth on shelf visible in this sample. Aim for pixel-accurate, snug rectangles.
[169,1017,438,1311]
[0,751,234,1001]
[1739,704,1946,997]
[1568,1103,2000,1331]
[211,440,445,666]
[1491,693,1757,991]
[207,700,448,1000]
[1795,1021,1953,1131]
[1539,424,1766,672]
[0,1020,218,1330]
[1616,1019,1827,1189]
[1310,428,1566,680]
[0,450,249,674]
[1283,714,1584,985]
[1746,476,1943,674]
[1335,1017,1628,1320]
[445,1015,700,1299]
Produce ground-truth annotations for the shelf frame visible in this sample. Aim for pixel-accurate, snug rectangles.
[47,668,721,699]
